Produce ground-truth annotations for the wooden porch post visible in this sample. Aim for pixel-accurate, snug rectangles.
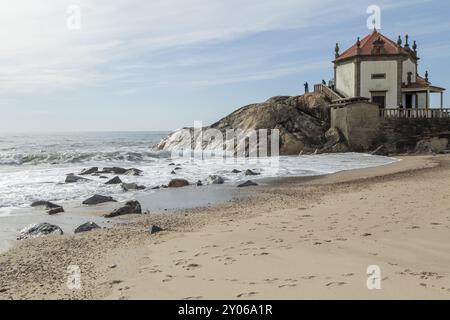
[426,90,430,109]
[441,92,444,109]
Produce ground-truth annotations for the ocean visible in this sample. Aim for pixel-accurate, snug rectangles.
[0,131,397,217]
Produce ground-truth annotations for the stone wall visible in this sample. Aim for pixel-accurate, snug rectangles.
[378,117,450,153]
[330,102,380,150]
[331,102,450,153]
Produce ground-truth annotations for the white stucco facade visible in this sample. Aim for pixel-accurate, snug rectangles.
[360,60,398,108]
[335,62,355,98]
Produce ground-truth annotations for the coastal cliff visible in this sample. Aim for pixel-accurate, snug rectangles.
[156,92,349,155]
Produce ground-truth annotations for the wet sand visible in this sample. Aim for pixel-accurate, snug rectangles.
[1,155,450,300]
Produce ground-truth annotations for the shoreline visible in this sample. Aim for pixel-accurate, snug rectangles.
[1,154,449,299]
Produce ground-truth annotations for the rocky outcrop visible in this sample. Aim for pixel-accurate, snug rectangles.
[31,201,60,209]
[245,169,260,176]
[105,201,142,218]
[415,137,449,154]
[156,93,331,155]
[105,176,122,185]
[82,195,117,205]
[80,167,99,175]
[66,174,90,183]
[17,223,63,240]
[121,183,146,191]
[149,225,163,234]
[74,222,100,233]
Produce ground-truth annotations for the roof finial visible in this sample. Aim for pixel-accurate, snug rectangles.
[412,40,417,53]
[404,34,409,48]
[335,43,340,58]
[425,70,429,82]
[397,35,402,47]
[356,37,361,48]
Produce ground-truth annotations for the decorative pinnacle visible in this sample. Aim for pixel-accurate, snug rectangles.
[425,70,429,82]
[412,40,417,53]
[404,34,409,48]
[397,35,402,46]
[356,37,361,48]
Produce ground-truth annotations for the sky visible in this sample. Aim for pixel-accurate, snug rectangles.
[0,0,449,132]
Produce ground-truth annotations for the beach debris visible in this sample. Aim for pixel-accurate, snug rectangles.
[168,179,189,188]
[65,174,90,183]
[108,264,117,269]
[245,169,260,176]
[237,180,258,188]
[31,200,60,209]
[80,167,99,175]
[124,168,143,176]
[232,169,242,173]
[17,223,63,240]
[148,225,163,235]
[105,176,122,185]
[206,175,225,185]
[82,194,117,205]
[74,221,101,233]
[47,206,64,215]
[121,183,146,191]
[196,180,203,186]
[105,200,142,218]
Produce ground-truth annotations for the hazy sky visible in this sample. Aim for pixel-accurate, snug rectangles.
[0,0,449,132]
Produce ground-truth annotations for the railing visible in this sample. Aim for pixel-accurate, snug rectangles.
[380,108,450,119]
[314,84,344,101]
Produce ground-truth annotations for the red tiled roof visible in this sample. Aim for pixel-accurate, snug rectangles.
[335,29,409,62]
[402,75,429,89]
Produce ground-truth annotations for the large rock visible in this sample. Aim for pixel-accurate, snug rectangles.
[156,93,330,155]
[105,201,142,218]
[415,137,449,154]
[48,207,64,215]
[168,179,189,188]
[238,180,258,187]
[74,222,100,234]
[31,201,60,209]
[65,174,90,183]
[121,183,146,191]
[325,127,344,145]
[105,176,122,185]
[206,175,225,185]
[101,167,128,174]
[124,168,143,176]
[245,169,260,176]
[148,225,163,234]
[80,167,99,175]
[82,195,117,205]
[17,223,63,240]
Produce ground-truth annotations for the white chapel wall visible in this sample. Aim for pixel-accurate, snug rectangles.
[402,58,416,83]
[336,62,355,97]
[360,60,398,107]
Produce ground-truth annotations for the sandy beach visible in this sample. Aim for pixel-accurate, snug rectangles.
[1,154,450,300]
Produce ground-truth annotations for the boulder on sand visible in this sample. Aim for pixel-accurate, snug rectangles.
[31,201,61,209]
[66,174,90,183]
[245,169,260,176]
[232,169,242,173]
[168,179,189,188]
[148,225,163,234]
[48,207,64,215]
[74,222,100,234]
[80,167,99,175]
[121,183,146,191]
[105,200,142,218]
[105,176,122,185]
[206,175,225,185]
[17,223,63,240]
[101,167,128,175]
[238,180,258,187]
[82,195,117,205]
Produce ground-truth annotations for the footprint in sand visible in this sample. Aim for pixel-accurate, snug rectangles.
[183,296,204,300]
[184,263,202,271]
[326,282,347,287]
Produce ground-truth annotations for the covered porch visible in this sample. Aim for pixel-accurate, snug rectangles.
[401,75,446,109]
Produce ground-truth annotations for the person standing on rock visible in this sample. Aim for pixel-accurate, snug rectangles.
[304,82,309,94]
